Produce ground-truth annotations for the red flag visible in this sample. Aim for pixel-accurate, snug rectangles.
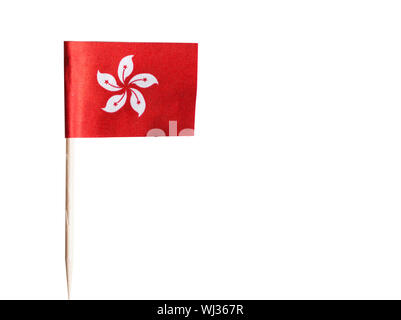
[64,41,198,138]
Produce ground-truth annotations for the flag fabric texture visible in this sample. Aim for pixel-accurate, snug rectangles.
[64,41,198,138]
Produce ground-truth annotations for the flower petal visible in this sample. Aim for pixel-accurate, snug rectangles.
[102,92,127,113]
[97,71,122,92]
[129,73,158,88]
[129,88,146,116]
[118,55,134,84]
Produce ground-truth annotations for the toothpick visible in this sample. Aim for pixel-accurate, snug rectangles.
[65,138,72,299]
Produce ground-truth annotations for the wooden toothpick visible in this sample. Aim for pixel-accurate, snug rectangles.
[65,138,72,299]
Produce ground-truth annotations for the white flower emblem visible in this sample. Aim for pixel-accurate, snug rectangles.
[97,55,158,116]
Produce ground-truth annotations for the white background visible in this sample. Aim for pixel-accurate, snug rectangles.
[0,0,401,299]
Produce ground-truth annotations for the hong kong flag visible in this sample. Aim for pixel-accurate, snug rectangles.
[63,41,197,298]
[64,41,198,137]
